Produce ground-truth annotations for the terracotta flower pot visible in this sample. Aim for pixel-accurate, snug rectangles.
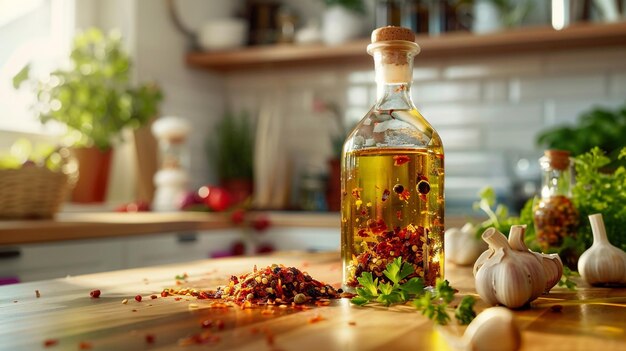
[71,147,113,203]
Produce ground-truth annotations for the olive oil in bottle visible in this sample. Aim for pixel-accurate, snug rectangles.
[341,27,444,291]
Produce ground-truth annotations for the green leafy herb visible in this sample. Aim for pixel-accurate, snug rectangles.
[573,147,626,252]
[413,291,451,325]
[455,296,477,325]
[557,267,579,290]
[473,186,524,238]
[350,259,476,326]
[350,257,422,307]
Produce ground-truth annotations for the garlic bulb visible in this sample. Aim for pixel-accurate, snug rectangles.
[461,307,521,351]
[578,213,626,286]
[445,223,488,266]
[508,225,563,293]
[507,225,547,300]
[474,228,543,308]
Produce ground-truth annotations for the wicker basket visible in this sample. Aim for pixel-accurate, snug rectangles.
[0,166,72,219]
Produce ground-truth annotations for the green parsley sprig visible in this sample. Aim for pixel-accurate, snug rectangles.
[557,266,579,290]
[350,258,477,325]
[350,257,424,306]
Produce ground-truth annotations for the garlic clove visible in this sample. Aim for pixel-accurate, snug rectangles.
[540,253,563,292]
[508,225,549,297]
[446,223,489,266]
[578,214,626,286]
[461,307,522,351]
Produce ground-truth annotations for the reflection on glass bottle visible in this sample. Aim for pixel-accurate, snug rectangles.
[341,27,444,291]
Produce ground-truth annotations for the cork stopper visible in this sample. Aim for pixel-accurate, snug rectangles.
[371,26,415,43]
[544,149,571,170]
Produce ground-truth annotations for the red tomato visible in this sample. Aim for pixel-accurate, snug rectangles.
[203,187,232,212]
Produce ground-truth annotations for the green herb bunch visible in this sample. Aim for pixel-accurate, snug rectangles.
[572,147,626,251]
[537,103,626,168]
[13,28,162,150]
[207,111,255,181]
[472,187,521,239]
[350,257,477,325]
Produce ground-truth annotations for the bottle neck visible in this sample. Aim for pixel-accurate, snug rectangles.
[372,49,415,111]
[540,166,573,198]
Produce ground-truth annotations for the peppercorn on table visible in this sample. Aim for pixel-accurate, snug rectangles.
[1,251,625,350]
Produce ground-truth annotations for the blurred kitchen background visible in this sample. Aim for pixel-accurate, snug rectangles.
[1,0,625,282]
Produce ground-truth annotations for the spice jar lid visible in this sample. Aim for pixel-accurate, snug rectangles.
[544,149,570,170]
[371,26,415,43]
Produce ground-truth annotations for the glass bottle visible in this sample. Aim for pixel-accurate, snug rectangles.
[533,150,579,252]
[341,27,444,291]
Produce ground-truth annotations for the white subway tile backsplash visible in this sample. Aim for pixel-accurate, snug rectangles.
[544,48,626,74]
[609,72,626,97]
[482,80,509,101]
[485,127,543,152]
[515,74,607,100]
[437,128,482,150]
[546,98,626,127]
[442,55,543,80]
[419,103,544,127]
[412,81,481,103]
[445,152,507,178]
[347,86,369,107]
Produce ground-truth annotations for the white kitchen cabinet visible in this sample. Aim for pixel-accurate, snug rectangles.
[122,229,241,269]
[0,240,125,283]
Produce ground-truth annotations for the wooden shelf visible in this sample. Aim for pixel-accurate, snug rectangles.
[186,22,626,71]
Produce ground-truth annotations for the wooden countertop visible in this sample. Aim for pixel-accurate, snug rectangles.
[1,251,625,350]
[0,212,469,246]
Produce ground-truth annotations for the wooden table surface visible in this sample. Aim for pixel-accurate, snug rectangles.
[1,251,624,350]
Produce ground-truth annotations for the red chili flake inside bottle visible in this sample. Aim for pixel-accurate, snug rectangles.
[399,189,411,201]
[357,229,368,238]
[351,188,362,199]
[43,339,58,348]
[135,295,142,302]
[396,211,402,221]
[150,294,158,300]
[89,290,101,298]
[161,290,169,297]
[392,155,410,166]
[201,319,213,328]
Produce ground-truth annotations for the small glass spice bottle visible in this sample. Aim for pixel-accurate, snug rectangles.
[341,26,444,291]
[533,150,579,253]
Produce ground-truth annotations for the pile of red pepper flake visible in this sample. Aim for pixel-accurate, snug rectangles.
[217,264,339,306]
[169,264,340,306]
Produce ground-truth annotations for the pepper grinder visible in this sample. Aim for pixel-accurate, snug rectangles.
[151,116,190,212]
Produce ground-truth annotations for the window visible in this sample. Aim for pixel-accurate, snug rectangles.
[0,0,74,134]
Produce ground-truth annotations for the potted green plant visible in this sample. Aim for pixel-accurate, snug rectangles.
[321,0,366,45]
[537,102,626,168]
[207,111,255,205]
[13,28,162,203]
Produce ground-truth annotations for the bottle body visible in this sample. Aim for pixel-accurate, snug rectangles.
[341,106,444,290]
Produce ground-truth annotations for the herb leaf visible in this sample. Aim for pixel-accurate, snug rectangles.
[350,296,369,306]
[455,296,477,325]
[382,257,402,284]
[356,272,378,297]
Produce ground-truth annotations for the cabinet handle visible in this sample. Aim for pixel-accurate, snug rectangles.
[0,248,21,260]
[177,232,198,243]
